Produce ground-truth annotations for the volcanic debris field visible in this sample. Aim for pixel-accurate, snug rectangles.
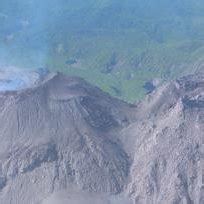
[0,68,202,203]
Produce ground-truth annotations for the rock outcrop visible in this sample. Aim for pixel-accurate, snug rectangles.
[125,74,204,204]
[0,69,203,204]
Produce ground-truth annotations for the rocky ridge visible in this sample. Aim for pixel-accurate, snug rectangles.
[0,70,203,204]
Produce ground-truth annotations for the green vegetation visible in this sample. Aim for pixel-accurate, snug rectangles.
[1,0,204,102]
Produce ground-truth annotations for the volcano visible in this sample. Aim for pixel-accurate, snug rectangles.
[0,69,203,204]
[0,69,135,204]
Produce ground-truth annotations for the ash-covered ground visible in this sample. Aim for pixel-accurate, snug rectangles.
[42,188,132,204]
[0,69,202,204]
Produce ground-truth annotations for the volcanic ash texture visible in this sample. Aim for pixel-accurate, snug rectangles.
[126,74,204,204]
[0,70,203,204]
[0,71,134,204]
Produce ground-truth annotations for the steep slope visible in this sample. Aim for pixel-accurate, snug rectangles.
[125,74,204,204]
[0,69,203,204]
[0,70,135,204]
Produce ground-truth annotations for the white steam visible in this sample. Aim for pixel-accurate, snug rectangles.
[0,66,48,91]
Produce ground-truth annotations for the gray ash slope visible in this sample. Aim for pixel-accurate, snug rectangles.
[0,70,203,204]
[125,73,204,204]
[0,71,135,204]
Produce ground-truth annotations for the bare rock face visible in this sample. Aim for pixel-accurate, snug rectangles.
[126,74,204,204]
[0,69,203,204]
[0,71,134,204]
